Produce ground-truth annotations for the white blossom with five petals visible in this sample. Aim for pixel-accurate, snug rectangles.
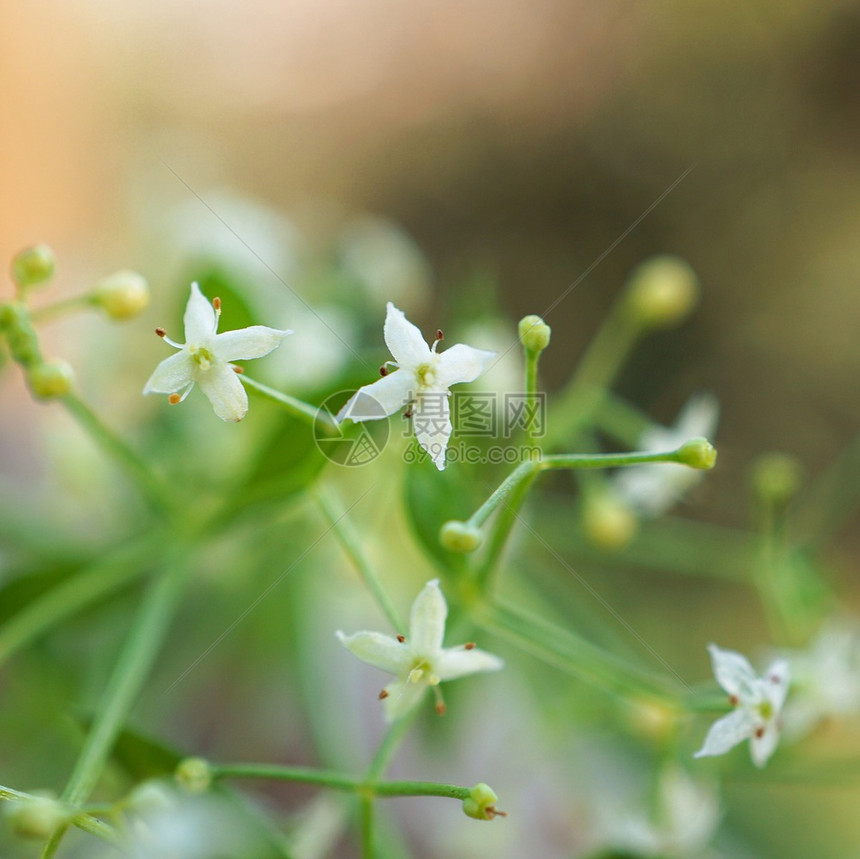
[337,303,495,470]
[336,579,503,721]
[694,643,790,768]
[143,283,291,422]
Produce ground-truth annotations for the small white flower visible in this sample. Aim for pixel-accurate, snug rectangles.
[336,579,503,721]
[694,643,789,768]
[614,393,719,516]
[143,283,291,422]
[337,303,495,470]
[780,619,860,739]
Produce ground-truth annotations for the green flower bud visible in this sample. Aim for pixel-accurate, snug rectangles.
[518,315,551,353]
[5,794,68,840]
[11,244,55,289]
[582,492,637,550]
[175,757,212,794]
[93,270,150,320]
[27,360,74,399]
[440,520,483,553]
[752,452,803,507]
[462,783,504,821]
[623,255,699,330]
[676,437,717,470]
[1,302,42,367]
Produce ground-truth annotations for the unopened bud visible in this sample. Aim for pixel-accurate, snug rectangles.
[623,256,699,330]
[11,244,55,289]
[93,270,150,320]
[518,315,552,353]
[582,492,637,550]
[175,757,212,794]
[440,520,483,553]
[752,452,803,507]
[5,794,68,840]
[676,437,717,470]
[626,697,679,741]
[462,783,504,821]
[27,360,74,399]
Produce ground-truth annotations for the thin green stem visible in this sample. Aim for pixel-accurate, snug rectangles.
[359,794,375,859]
[241,374,337,432]
[316,485,405,631]
[465,460,541,529]
[62,394,173,515]
[42,552,189,858]
[0,533,159,668]
[476,599,681,703]
[30,294,95,323]
[525,349,539,400]
[211,765,470,800]
[365,710,419,782]
[547,305,640,446]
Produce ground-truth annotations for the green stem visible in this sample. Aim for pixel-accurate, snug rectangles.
[315,485,405,632]
[476,599,681,702]
[365,711,418,783]
[42,552,189,858]
[241,374,337,433]
[30,294,95,323]
[547,304,640,446]
[62,394,172,515]
[0,533,159,668]
[211,765,470,800]
[359,794,375,859]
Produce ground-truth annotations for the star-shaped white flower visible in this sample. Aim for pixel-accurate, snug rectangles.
[336,579,503,721]
[694,643,790,768]
[614,393,719,516]
[143,283,291,422]
[336,302,495,470]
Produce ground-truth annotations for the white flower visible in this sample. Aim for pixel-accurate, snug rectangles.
[143,283,291,422]
[336,579,503,721]
[601,765,720,858]
[614,393,719,516]
[780,619,860,739]
[337,303,495,470]
[694,644,789,768]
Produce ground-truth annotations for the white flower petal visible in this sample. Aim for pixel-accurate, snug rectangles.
[434,647,504,681]
[196,363,248,422]
[184,282,218,343]
[381,679,427,722]
[675,392,720,440]
[383,302,430,368]
[693,707,756,759]
[412,391,451,471]
[337,371,414,422]
[435,343,496,388]
[335,631,411,675]
[707,644,758,700]
[749,720,780,767]
[763,658,791,710]
[143,351,194,395]
[213,326,292,362]
[409,579,447,654]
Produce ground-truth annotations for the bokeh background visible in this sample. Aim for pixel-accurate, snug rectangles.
[3,1,860,857]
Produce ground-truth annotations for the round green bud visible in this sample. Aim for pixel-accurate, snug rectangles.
[518,315,552,353]
[676,437,717,470]
[0,303,42,367]
[175,757,212,794]
[5,794,68,840]
[582,492,637,551]
[11,244,55,289]
[93,270,150,320]
[440,520,483,553]
[27,360,74,399]
[623,255,699,330]
[752,452,803,507]
[462,783,503,821]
